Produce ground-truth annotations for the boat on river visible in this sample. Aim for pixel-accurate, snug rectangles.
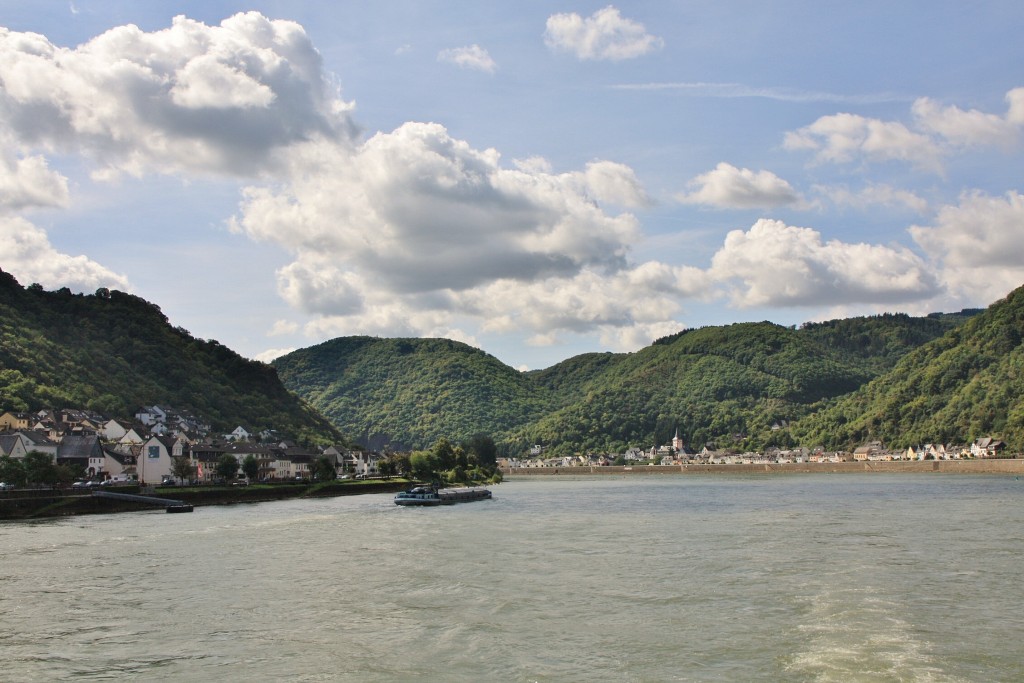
[394,485,492,506]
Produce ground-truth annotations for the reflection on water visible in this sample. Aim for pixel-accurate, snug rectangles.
[2,475,1022,682]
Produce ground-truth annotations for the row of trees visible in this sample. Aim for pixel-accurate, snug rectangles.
[406,435,502,485]
[0,452,82,487]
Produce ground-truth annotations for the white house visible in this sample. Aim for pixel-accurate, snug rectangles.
[135,405,167,426]
[100,419,129,442]
[137,435,177,484]
[226,426,250,441]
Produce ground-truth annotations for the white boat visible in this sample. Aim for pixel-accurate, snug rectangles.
[394,485,492,506]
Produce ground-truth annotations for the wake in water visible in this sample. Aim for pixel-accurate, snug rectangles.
[785,586,966,682]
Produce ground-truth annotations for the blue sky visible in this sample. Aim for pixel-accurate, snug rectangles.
[2,2,1023,370]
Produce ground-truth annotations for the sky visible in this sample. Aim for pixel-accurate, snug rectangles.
[2,2,1023,371]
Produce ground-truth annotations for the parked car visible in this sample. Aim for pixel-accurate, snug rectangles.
[0,482,13,490]
[72,480,89,489]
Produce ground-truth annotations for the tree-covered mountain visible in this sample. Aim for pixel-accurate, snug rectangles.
[0,269,341,445]
[792,286,1024,450]
[271,336,552,450]
[275,310,975,454]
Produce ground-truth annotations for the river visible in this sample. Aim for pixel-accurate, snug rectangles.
[2,474,1022,682]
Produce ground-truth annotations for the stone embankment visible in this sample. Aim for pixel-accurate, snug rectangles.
[504,459,1024,476]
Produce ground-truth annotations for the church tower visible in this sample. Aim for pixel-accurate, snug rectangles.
[672,428,684,452]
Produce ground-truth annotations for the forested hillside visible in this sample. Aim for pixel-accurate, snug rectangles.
[276,312,972,455]
[0,270,341,445]
[272,337,552,450]
[792,286,1024,450]
[503,315,971,456]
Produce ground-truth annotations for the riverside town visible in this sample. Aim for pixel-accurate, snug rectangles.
[0,406,1017,494]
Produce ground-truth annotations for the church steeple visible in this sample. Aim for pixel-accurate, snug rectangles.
[672,428,683,452]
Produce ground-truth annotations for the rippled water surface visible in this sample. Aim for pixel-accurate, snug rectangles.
[2,474,1023,682]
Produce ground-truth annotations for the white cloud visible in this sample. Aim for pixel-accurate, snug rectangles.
[814,183,929,214]
[170,54,277,109]
[268,319,299,336]
[235,121,642,296]
[0,151,69,212]
[253,347,295,363]
[437,45,497,73]
[912,89,1024,148]
[229,118,698,344]
[785,87,1024,173]
[0,13,357,178]
[0,215,129,292]
[783,113,943,172]
[677,162,803,209]
[545,6,663,61]
[708,218,940,308]
[582,160,651,208]
[909,190,1024,304]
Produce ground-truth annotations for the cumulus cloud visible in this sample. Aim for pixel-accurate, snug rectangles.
[581,160,651,208]
[0,215,129,291]
[912,88,1024,148]
[0,13,357,179]
[437,44,497,73]
[677,162,803,209]
[785,87,1024,173]
[253,347,295,363]
[235,121,642,296]
[909,191,1024,304]
[708,218,940,308]
[814,183,929,214]
[0,151,69,212]
[230,119,691,346]
[783,113,942,172]
[544,6,663,61]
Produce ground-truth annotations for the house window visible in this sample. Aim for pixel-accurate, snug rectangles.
[148,446,160,459]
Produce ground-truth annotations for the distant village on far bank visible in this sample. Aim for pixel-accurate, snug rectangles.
[499,429,1012,470]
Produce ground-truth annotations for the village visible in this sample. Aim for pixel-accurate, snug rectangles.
[0,406,387,486]
[499,429,1012,470]
[1,406,1015,489]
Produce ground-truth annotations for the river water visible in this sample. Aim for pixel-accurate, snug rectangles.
[2,474,1022,682]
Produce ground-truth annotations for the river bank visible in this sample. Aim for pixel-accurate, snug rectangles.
[0,479,411,520]
[503,458,1024,476]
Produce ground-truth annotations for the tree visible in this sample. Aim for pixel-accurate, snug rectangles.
[432,438,456,470]
[241,454,260,482]
[171,456,197,484]
[215,453,240,481]
[22,451,58,486]
[0,455,26,487]
[409,450,439,481]
[312,455,336,481]
[465,433,497,466]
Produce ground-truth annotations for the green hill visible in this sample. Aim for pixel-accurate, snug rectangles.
[503,316,968,456]
[272,336,551,450]
[0,269,341,445]
[275,312,971,454]
[792,286,1024,450]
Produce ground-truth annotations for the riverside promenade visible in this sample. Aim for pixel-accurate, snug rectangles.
[504,459,1024,476]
